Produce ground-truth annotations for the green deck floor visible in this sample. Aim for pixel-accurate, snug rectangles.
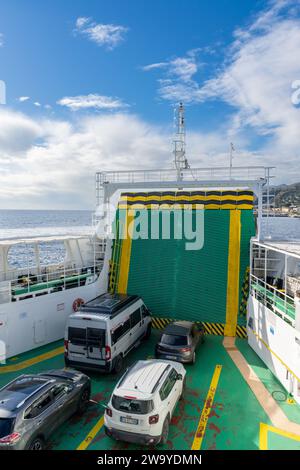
[1,331,300,450]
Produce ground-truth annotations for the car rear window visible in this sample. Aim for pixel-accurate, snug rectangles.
[0,418,14,438]
[112,395,153,415]
[161,334,188,346]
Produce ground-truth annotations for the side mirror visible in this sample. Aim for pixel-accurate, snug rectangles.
[177,373,183,381]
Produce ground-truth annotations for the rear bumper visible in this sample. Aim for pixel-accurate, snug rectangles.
[65,357,112,373]
[104,426,161,446]
[155,351,192,363]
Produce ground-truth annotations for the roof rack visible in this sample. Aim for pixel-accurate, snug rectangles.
[151,364,171,394]
[79,293,139,318]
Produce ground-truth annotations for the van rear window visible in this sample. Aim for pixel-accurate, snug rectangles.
[112,395,153,415]
[87,328,105,347]
[69,327,105,346]
[68,327,86,345]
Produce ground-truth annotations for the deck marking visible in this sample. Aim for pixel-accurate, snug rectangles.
[77,415,104,450]
[223,337,300,437]
[117,210,134,294]
[0,346,64,374]
[224,210,241,337]
[259,422,300,450]
[191,364,222,450]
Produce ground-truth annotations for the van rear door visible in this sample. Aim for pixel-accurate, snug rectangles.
[67,319,106,365]
[68,326,87,358]
[86,327,106,361]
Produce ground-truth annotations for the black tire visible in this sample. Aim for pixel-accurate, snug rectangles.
[144,324,152,340]
[28,437,45,450]
[180,377,186,400]
[113,354,123,374]
[190,352,196,365]
[159,418,169,446]
[77,387,91,414]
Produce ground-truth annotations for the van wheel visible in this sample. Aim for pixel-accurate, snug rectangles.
[180,377,186,400]
[28,437,45,450]
[144,324,152,340]
[113,355,123,374]
[159,418,169,446]
[77,387,91,414]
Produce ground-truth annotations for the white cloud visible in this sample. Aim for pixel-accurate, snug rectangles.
[144,1,300,169]
[0,33,4,47]
[75,17,128,50]
[143,50,202,102]
[0,108,42,153]
[34,102,41,107]
[0,109,170,208]
[57,94,128,111]
[18,96,30,102]
[0,104,298,210]
[197,0,300,155]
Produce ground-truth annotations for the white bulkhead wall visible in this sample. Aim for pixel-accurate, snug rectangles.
[248,296,300,404]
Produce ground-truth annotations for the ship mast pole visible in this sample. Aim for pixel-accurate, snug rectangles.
[229,142,235,179]
[173,102,189,181]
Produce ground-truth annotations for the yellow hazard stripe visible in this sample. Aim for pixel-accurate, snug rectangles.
[117,211,134,294]
[0,346,64,374]
[224,210,241,337]
[77,415,104,451]
[191,365,222,450]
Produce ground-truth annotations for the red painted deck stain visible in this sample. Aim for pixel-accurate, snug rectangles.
[208,422,221,434]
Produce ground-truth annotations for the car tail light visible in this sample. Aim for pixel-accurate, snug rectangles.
[0,433,21,445]
[105,346,111,360]
[64,340,69,354]
[106,407,113,417]
[149,414,159,424]
[179,347,191,353]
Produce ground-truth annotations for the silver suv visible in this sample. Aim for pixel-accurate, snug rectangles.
[0,369,91,450]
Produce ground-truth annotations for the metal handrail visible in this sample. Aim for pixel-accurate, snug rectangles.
[250,274,295,326]
[96,166,274,184]
[0,261,104,303]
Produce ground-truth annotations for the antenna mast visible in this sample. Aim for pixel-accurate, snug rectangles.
[173,102,189,180]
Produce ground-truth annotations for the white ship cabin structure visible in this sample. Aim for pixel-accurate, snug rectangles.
[248,240,300,404]
[0,235,108,358]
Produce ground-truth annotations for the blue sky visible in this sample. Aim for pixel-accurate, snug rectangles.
[0,0,300,208]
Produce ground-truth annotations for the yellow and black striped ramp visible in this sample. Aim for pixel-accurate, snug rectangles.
[118,190,254,210]
[151,317,247,338]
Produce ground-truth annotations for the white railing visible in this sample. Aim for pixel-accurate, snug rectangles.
[250,274,295,327]
[96,166,274,185]
[0,261,104,304]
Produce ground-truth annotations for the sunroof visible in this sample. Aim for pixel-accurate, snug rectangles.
[7,377,47,395]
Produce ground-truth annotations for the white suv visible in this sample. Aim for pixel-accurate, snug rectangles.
[104,359,186,446]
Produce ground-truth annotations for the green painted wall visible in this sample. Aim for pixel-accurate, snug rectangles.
[112,208,255,326]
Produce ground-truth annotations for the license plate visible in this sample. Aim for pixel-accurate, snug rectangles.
[165,355,176,360]
[120,416,138,425]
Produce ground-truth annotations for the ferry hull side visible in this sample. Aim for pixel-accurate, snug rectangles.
[0,267,108,360]
[247,295,300,404]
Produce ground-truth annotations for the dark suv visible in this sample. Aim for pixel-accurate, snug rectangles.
[0,369,91,450]
[155,321,204,364]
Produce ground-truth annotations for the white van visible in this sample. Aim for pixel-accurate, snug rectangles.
[104,359,186,446]
[64,293,152,373]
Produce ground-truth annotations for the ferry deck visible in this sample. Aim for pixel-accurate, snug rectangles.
[1,329,300,451]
